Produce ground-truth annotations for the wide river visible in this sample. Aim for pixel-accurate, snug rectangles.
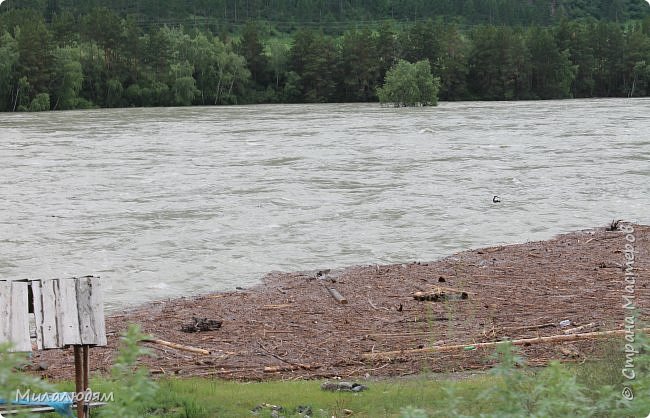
[1,99,648,310]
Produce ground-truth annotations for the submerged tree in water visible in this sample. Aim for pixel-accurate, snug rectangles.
[377,59,440,107]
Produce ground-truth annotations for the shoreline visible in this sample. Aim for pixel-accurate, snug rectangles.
[32,223,649,381]
[4,97,650,116]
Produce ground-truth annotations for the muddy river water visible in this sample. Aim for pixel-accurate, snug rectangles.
[1,99,648,310]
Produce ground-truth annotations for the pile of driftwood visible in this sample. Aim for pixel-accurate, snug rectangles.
[30,224,650,381]
[181,317,222,333]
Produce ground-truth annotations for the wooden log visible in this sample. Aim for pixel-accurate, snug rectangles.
[413,287,468,302]
[327,288,348,304]
[501,323,556,332]
[263,364,312,373]
[142,338,211,355]
[563,323,598,335]
[363,328,650,360]
[431,285,474,295]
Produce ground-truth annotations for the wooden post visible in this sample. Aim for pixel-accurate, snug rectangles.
[83,345,90,416]
[74,345,85,418]
[82,345,89,389]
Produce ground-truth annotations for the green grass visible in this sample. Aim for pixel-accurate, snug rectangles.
[73,358,640,418]
[5,327,649,418]
[83,374,495,418]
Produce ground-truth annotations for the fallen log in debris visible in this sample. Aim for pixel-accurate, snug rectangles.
[263,364,313,373]
[142,338,211,355]
[363,328,650,360]
[327,287,348,304]
[262,304,293,310]
[501,323,556,332]
[413,286,468,302]
[563,323,598,335]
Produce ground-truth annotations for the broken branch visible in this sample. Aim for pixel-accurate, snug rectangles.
[327,287,348,304]
[363,328,650,360]
[142,338,211,355]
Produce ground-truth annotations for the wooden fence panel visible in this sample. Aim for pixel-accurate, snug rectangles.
[1,276,107,351]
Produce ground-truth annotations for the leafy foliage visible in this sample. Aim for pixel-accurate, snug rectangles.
[422,336,650,417]
[0,343,55,417]
[28,92,49,111]
[3,0,648,26]
[377,59,440,106]
[95,324,159,418]
[0,2,649,110]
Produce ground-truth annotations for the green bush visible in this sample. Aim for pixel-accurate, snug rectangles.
[422,335,650,418]
[28,93,50,112]
[377,60,440,107]
[95,324,159,418]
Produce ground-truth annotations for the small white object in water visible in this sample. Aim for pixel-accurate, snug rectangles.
[151,282,170,289]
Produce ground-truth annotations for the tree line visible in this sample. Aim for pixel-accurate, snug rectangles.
[1,7,650,111]
[4,0,650,27]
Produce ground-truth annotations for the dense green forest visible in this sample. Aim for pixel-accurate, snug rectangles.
[0,0,649,111]
[4,0,650,27]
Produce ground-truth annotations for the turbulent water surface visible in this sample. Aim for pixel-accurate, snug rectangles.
[1,99,648,310]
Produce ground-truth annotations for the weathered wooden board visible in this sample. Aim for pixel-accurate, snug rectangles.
[56,278,82,346]
[10,282,31,351]
[39,279,63,349]
[31,280,44,349]
[0,281,12,347]
[76,276,107,346]
[0,281,32,352]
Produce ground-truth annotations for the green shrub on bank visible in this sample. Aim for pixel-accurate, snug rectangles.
[94,325,159,418]
[28,93,50,112]
[377,60,440,107]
